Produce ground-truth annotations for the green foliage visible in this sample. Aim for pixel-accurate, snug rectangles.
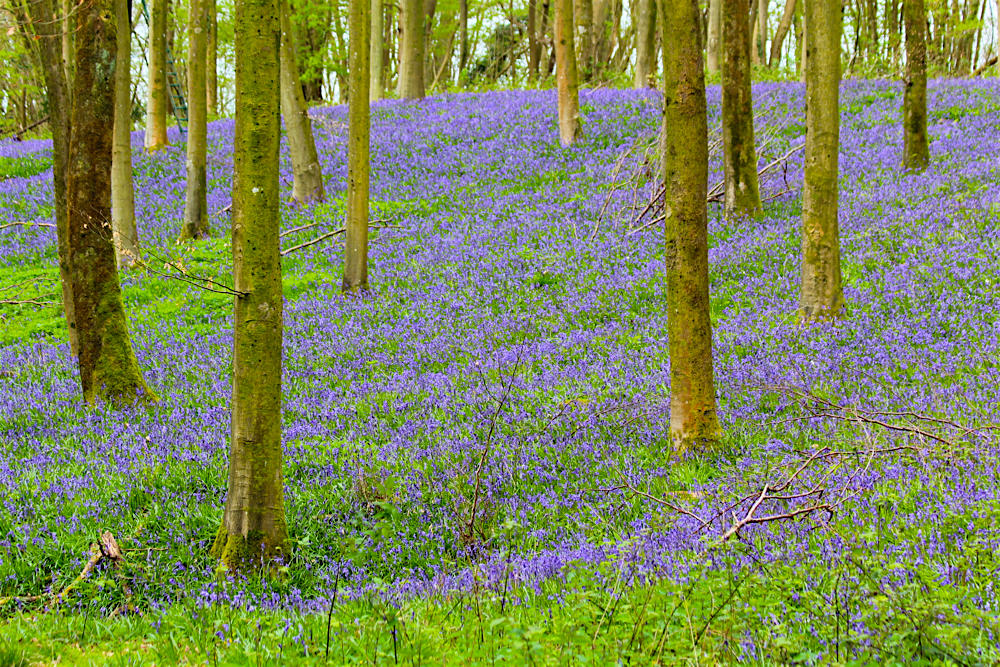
[0,154,53,180]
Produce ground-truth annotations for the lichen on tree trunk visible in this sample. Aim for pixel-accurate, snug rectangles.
[902,0,929,170]
[344,0,371,293]
[799,0,845,321]
[215,0,289,573]
[659,0,722,453]
[555,0,581,145]
[279,0,326,204]
[182,0,211,240]
[722,0,764,219]
[68,0,155,406]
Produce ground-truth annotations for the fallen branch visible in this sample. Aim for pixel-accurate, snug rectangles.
[281,220,397,256]
[971,55,998,77]
[0,221,56,231]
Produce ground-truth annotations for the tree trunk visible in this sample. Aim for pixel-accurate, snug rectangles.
[145,0,169,151]
[208,0,218,115]
[21,0,78,357]
[371,0,385,99]
[280,0,326,203]
[68,0,154,404]
[555,0,581,144]
[212,0,289,572]
[756,0,768,64]
[293,0,330,101]
[799,0,844,321]
[575,0,594,80]
[723,0,763,218]
[398,0,426,97]
[886,0,900,65]
[634,0,656,86]
[769,0,796,67]
[459,0,469,73]
[112,0,139,265]
[182,0,210,240]
[529,0,540,78]
[62,0,74,85]
[903,0,929,169]
[707,0,722,74]
[344,0,371,293]
[658,0,722,453]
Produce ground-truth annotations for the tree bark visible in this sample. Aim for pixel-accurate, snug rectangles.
[112,0,139,265]
[280,0,326,203]
[529,0,540,78]
[903,0,929,169]
[886,0,900,65]
[212,0,289,572]
[344,0,371,293]
[769,0,796,67]
[68,0,154,405]
[756,0,768,63]
[459,0,469,73]
[555,0,581,144]
[799,0,844,321]
[659,0,722,453]
[208,0,218,115]
[371,0,385,99]
[575,0,594,79]
[707,0,722,74]
[62,0,74,85]
[634,0,656,86]
[182,0,210,240]
[21,0,78,356]
[723,0,763,218]
[398,0,426,97]
[145,0,169,151]
[292,0,330,101]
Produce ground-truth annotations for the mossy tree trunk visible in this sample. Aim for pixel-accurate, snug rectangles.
[182,0,211,240]
[575,0,594,80]
[398,0,426,98]
[208,0,218,115]
[21,0,78,357]
[279,0,326,204]
[145,0,169,151]
[555,0,581,145]
[212,0,289,572]
[659,0,722,453]
[799,0,844,321]
[634,0,656,87]
[722,0,763,219]
[344,0,371,293]
[370,0,384,100]
[68,0,155,405]
[112,0,139,267]
[903,0,929,170]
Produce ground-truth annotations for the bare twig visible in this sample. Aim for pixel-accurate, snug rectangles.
[0,220,56,231]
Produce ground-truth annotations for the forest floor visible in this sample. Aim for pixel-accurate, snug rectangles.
[1,79,999,665]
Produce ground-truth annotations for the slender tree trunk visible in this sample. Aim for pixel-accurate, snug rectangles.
[145,0,169,151]
[799,0,844,321]
[62,0,74,85]
[211,0,289,572]
[575,0,594,79]
[398,0,426,97]
[112,0,139,265]
[207,0,218,115]
[903,0,929,169]
[68,0,154,404]
[769,0,796,66]
[756,0,769,63]
[280,0,326,203]
[182,0,210,239]
[529,0,540,78]
[344,0,371,292]
[22,0,78,356]
[555,0,581,144]
[707,0,722,74]
[887,0,900,65]
[723,0,763,218]
[459,0,469,73]
[371,0,385,99]
[797,0,806,81]
[659,0,722,453]
[750,0,761,64]
[292,0,330,101]
[634,0,656,86]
